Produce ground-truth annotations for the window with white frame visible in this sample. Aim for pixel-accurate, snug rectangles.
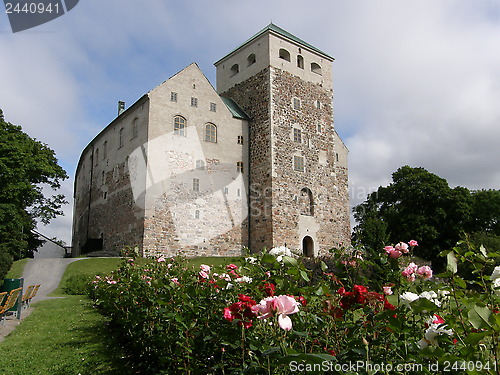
[293,128,302,143]
[294,155,305,172]
[191,97,198,107]
[193,178,200,192]
[171,92,178,102]
[174,116,186,136]
[205,123,217,143]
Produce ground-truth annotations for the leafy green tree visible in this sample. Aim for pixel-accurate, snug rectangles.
[353,166,472,266]
[0,109,67,277]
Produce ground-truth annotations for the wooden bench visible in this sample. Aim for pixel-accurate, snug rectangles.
[0,287,23,322]
[23,284,40,307]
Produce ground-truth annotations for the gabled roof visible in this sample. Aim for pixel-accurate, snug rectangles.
[221,97,250,120]
[215,23,334,65]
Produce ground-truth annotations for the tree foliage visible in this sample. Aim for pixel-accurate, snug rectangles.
[353,166,500,266]
[0,109,67,277]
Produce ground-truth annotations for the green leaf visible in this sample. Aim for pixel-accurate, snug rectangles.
[410,297,439,313]
[468,305,494,329]
[464,331,491,345]
[454,276,467,289]
[320,261,328,272]
[447,251,458,274]
[299,270,310,282]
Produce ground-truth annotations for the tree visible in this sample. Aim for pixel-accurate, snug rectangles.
[353,166,472,266]
[0,109,67,277]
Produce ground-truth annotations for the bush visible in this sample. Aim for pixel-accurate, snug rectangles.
[90,244,500,374]
[63,274,93,295]
[0,251,13,281]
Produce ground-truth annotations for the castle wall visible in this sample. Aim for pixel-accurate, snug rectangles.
[140,64,249,257]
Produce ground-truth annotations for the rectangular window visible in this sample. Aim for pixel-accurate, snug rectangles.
[191,97,198,107]
[210,102,216,112]
[237,135,244,145]
[293,98,301,110]
[294,155,305,172]
[293,128,302,143]
[193,178,200,192]
[224,187,229,194]
[237,161,244,173]
[317,124,322,133]
[171,92,178,102]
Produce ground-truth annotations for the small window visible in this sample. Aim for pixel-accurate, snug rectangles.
[196,160,205,170]
[311,62,322,75]
[174,116,187,136]
[224,187,229,194]
[171,92,178,102]
[193,178,200,192]
[317,124,322,133]
[103,141,107,160]
[237,161,244,173]
[132,118,138,139]
[297,55,304,69]
[237,189,241,197]
[101,171,105,185]
[118,128,124,149]
[336,153,339,162]
[315,100,321,110]
[237,135,244,145]
[230,64,239,77]
[205,123,217,143]
[294,155,305,172]
[247,53,256,66]
[279,48,291,62]
[293,98,301,110]
[191,97,198,107]
[210,102,217,112]
[195,210,200,219]
[293,128,302,143]
[94,149,99,166]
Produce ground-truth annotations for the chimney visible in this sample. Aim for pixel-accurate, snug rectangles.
[118,101,125,116]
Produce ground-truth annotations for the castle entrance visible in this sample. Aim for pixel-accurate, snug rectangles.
[302,236,314,257]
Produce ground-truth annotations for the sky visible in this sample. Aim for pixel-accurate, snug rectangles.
[1,0,500,245]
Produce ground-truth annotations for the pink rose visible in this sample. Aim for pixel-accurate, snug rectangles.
[409,240,418,247]
[395,242,409,253]
[199,271,209,279]
[384,246,395,254]
[417,266,433,279]
[383,286,393,295]
[388,249,402,259]
[254,295,300,331]
[157,256,166,263]
[226,264,238,270]
[200,264,211,273]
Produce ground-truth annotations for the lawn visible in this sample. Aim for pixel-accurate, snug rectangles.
[0,255,247,374]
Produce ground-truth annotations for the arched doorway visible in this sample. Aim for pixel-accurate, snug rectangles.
[302,236,314,257]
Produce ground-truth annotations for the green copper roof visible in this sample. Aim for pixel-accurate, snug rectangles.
[221,97,250,120]
[215,23,334,65]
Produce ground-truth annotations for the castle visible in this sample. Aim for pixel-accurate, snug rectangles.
[71,24,350,258]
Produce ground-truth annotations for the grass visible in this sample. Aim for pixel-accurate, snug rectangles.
[0,255,247,374]
[5,258,29,279]
[0,296,129,375]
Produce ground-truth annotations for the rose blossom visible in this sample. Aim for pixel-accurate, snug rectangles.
[157,256,166,263]
[226,264,238,271]
[417,266,433,280]
[200,264,211,273]
[409,240,419,247]
[382,286,393,295]
[253,295,300,331]
[395,242,409,253]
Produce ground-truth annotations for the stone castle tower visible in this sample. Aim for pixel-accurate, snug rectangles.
[71,24,349,258]
[215,24,350,255]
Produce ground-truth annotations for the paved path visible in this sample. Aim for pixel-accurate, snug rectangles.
[0,243,83,342]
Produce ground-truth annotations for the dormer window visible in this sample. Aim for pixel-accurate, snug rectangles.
[297,55,304,69]
[247,53,256,66]
[279,48,291,62]
[230,64,239,77]
[311,62,322,75]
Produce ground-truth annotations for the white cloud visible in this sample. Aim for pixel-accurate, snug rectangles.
[1,0,500,242]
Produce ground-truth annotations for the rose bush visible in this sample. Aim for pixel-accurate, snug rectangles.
[90,242,500,374]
